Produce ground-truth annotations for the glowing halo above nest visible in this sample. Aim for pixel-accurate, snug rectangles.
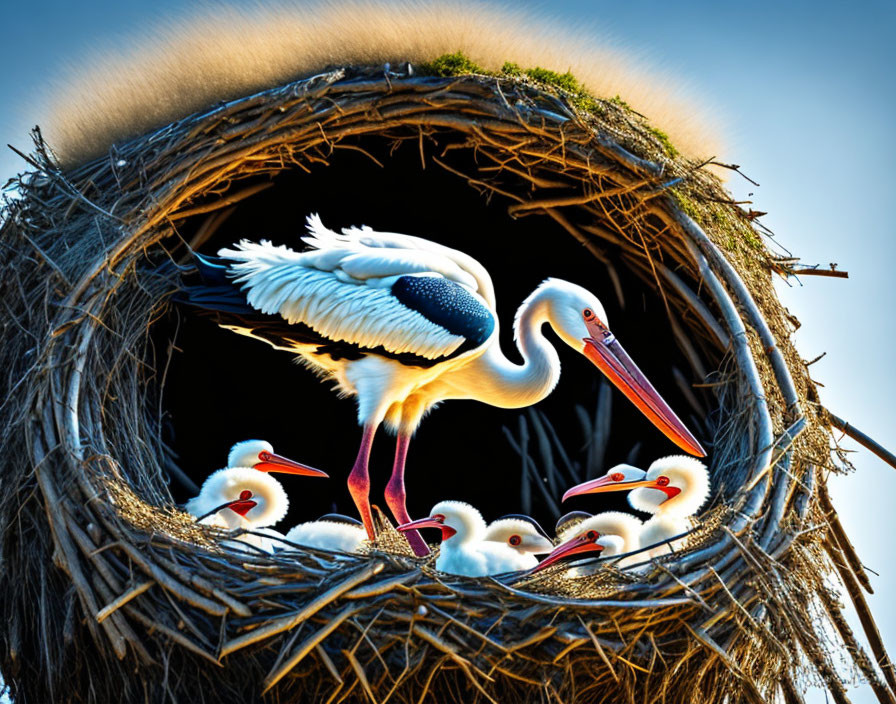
[1,60,893,704]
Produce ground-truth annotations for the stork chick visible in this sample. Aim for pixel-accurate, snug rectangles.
[285,514,367,554]
[397,501,523,577]
[555,511,643,569]
[563,456,710,557]
[185,439,328,553]
[484,515,553,570]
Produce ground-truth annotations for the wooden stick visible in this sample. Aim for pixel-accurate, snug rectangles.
[221,561,383,658]
[262,604,360,693]
[96,581,154,623]
[829,413,896,470]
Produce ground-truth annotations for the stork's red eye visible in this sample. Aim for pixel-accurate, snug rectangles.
[585,530,599,541]
[583,308,594,320]
[656,476,670,487]
[611,472,624,482]
[509,535,521,546]
[239,490,252,500]
[258,451,271,461]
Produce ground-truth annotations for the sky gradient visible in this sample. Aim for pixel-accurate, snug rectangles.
[2,2,894,702]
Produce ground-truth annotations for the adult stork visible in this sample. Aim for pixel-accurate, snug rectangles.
[185,439,328,553]
[178,214,705,555]
[562,456,710,557]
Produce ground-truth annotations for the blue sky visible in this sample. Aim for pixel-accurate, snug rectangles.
[2,2,894,702]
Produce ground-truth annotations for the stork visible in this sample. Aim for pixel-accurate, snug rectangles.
[397,501,525,577]
[178,214,705,555]
[484,515,554,570]
[547,510,644,572]
[285,513,367,554]
[185,440,328,553]
[562,456,710,557]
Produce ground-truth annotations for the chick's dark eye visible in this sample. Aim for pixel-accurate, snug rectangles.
[509,535,521,546]
[586,530,599,541]
[583,308,594,319]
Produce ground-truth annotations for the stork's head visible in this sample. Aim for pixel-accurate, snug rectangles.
[227,439,328,478]
[628,455,710,518]
[526,279,705,457]
[187,467,291,528]
[563,457,710,519]
[397,500,486,545]
[531,526,620,573]
[484,515,553,555]
[562,464,648,502]
[557,511,643,555]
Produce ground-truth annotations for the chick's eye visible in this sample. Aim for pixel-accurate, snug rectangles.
[656,476,670,487]
[239,490,252,500]
[585,530,599,541]
[583,308,594,320]
[509,535,521,546]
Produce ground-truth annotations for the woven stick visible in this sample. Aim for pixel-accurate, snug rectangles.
[222,561,383,658]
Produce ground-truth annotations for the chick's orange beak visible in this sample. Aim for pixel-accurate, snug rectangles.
[255,452,329,478]
[531,535,604,573]
[397,517,456,541]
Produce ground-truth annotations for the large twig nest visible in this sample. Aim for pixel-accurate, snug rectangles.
[0,64,889,704]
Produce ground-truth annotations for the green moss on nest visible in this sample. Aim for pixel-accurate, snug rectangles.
[521,67,580,93]
[670,189,700,219]
[609,95,631,110]
[418,53,684,158]
[671,189,765,255]
[647,127,679,158]
[419,51,487,77]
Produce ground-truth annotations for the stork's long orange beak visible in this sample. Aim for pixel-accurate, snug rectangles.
[255,451,329,478]
[532,535,604,573]
[582,319,706,457]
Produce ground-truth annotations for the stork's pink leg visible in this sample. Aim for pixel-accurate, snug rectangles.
[348,424,377,541]
[385,433,430,556]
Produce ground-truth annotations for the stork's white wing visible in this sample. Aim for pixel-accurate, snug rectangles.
[218,240,475,360]
[302,213,496,306]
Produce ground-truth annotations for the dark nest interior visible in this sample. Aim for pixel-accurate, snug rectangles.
[1,66,894,704]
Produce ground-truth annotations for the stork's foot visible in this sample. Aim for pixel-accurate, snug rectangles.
[385,478,430,557]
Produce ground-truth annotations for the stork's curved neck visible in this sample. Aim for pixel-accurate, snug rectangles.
[461,285,562,409]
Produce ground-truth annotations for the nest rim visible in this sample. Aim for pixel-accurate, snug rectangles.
[0,65,864,704]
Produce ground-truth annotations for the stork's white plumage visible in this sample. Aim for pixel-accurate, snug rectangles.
[397,501,525,577]
[484,515,553,570]
[180,215,705,555]
[563,456,710,558]
[285,514,367,554]
[185,439,328,553]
